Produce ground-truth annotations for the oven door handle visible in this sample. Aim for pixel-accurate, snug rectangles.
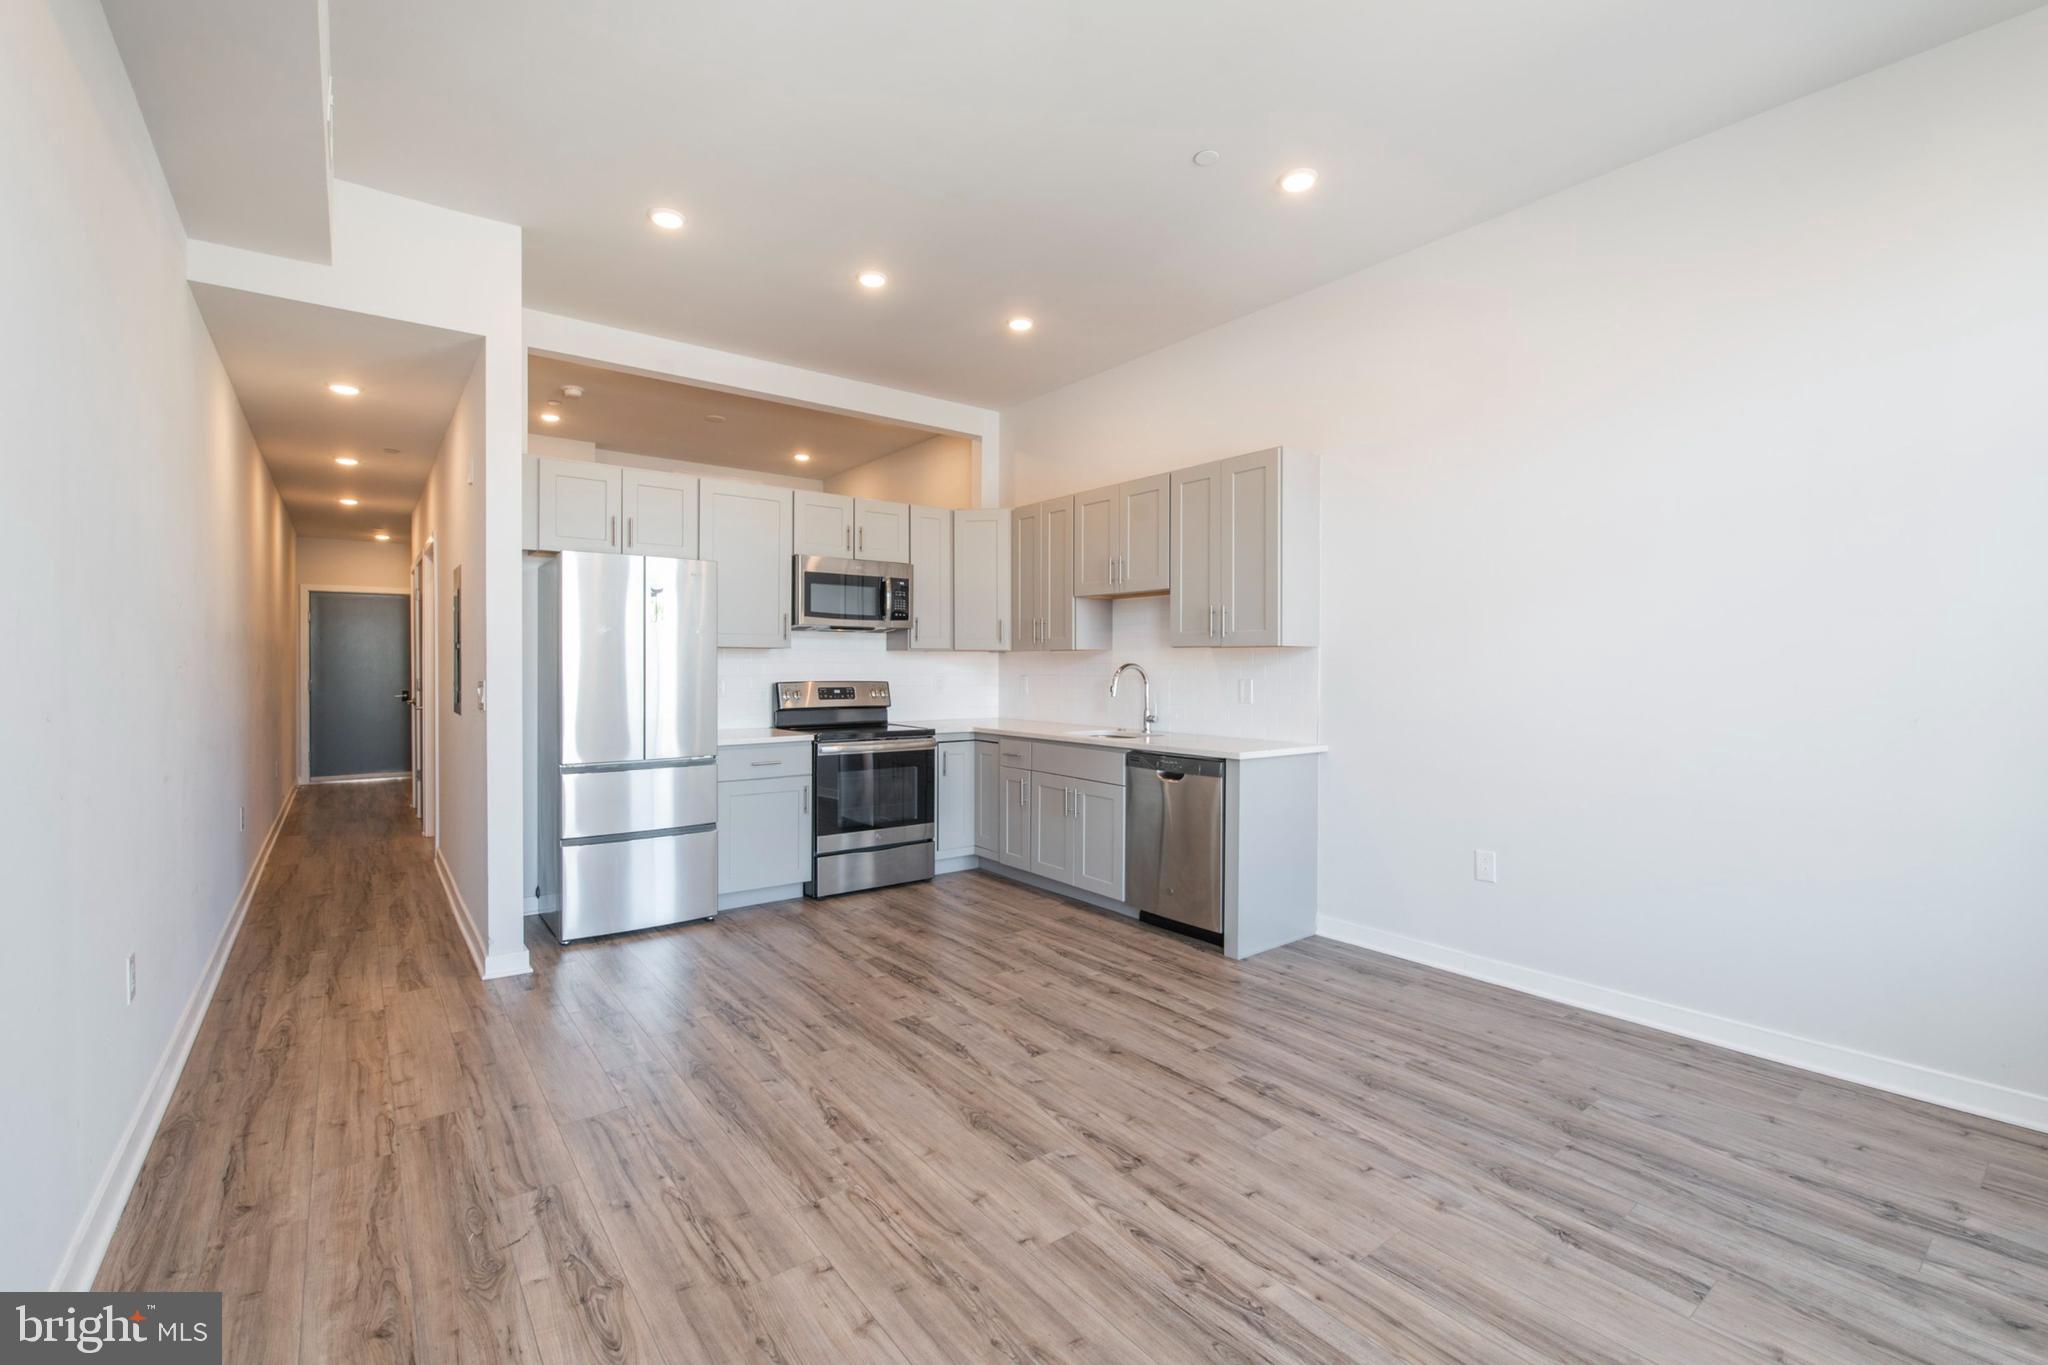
[813,738,937,756]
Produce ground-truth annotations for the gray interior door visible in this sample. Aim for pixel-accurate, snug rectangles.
[310,591,412,778]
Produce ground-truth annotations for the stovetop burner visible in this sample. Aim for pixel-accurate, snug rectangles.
[776,721,935,743]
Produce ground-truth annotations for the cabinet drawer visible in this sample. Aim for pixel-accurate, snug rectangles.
[994,739,1033,768]
[1030,741,1127,786]
[717,744,809,780]
[561,763,717,839]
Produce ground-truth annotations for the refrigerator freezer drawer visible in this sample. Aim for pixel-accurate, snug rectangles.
[559,762,717,840]
[551,828,717,942]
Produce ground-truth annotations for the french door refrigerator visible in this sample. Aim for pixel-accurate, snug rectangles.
[536,552,718,942]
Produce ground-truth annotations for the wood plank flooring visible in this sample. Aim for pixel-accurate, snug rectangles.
[99,782,2048,1362]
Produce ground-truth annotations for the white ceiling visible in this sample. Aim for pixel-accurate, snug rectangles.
[530,357,936,480]
[102,0,331,262]
[327,0,2043,406]
[192,284,482,540]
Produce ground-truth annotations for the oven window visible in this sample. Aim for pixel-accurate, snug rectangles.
[815,748,933,836]
[803,571,884,621]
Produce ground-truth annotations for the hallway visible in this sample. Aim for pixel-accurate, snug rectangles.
[97,784,2048,1364]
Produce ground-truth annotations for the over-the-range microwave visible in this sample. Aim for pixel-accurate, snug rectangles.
[791,555,913,631]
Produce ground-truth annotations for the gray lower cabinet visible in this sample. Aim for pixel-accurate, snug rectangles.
[935,741,976,859]
[998,762,1033,869]
[717,772,812,895]
[972,740,1000,856]
[1029,774,1076,883]
[1027,772,1125,899]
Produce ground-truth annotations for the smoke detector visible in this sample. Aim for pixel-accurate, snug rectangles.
[560,385,584,400]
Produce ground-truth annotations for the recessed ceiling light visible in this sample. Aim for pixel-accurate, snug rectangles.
[1008,316,1034,333]
[334,456,360,467]
[648,207,685,231]
[704,414,728,423]
[539,411,562,424]
[1279,168,1319,194]
[339,497,359,507]
[856,270,887,289]
[792,451,811,463]
[327,382,360,397]
[373,532,392,541]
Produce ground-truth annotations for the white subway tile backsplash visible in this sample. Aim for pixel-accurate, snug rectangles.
[997,597,1321,742]
[717,632,999,727]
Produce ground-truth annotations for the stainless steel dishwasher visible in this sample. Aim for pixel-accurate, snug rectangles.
[1125,751,1225,943]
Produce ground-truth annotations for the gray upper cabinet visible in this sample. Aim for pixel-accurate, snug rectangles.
[1073,485,1118,597]
[1074,472,1170,598]
[1010,501,1044,650]
[1169,447,1318,647]
[1013,496,1108,651]
[952,508,1011,650]
[700,478,793,647]
[895,503,953,651]
[536,456,622,553]
[1117,472,1171,594]
[792,490,854,557]
[621,467,698,558]
[854,498,910,562]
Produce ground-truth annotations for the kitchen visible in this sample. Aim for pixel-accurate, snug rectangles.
[522,359,1325,959]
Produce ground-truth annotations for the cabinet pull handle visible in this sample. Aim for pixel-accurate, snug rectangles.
[802,785,809,813]
[1020,781,1028,808]
[610,515,618,547]
[857,526,864,554]
[782,611,789,638]
[914,615,920,642]
[941,750,948,777]
[750,759,779,767]
[997,618,1004,644]
[626,516,634,548]
[1222,605,1230,638]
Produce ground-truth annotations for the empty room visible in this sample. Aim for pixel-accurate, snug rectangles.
[5,0,2045,1360]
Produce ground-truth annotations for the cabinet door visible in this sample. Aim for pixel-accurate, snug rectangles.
[1010,502,1043,651]
[1168,461,1222,645]
[953,509,1011,650]
[973,741,1000,855]
[906,504,953,650]
[1042,495,1077,650]
[1118,472,1171,594]
[935,741,975,859]
[700,479,793,647]
[536,457,622,553]
[1215,450,1281,646]
[854,498,910,562]
[998,764,1033,869]
[1070,777,1126,901]
[1029,775,1076,884]
[717,776,812,893]
[622,468,698,559]
[792,490,854,557]
[1072,485,1118,598]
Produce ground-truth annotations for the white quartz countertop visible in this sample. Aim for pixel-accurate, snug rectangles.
[716,728,815,747]
[902,717,1327,761]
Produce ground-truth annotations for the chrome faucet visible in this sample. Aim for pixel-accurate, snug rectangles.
[1108,662,1158,736]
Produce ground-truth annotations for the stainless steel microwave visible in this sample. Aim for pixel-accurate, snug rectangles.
[791,556,913,631]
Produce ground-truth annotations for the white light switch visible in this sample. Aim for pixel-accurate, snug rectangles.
[1474,849,1499,883]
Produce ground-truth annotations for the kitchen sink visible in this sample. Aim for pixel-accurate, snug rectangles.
[1067,728,1152,740]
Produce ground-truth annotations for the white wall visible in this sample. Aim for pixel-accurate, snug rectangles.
[719,636,998,729]
[192,182,528,976]
[297,534,410,591]
[1001,13,2048,1123]
[826,433,974,508]
[2,0,299,1288]
[413,356,495,963]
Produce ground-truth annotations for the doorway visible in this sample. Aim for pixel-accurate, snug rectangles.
[307,590,411,779]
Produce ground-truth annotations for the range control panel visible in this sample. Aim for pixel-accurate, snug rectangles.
[776,680,891,710]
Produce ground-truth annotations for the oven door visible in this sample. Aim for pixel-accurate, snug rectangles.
[792,556,912,630]
[813,738,935,852]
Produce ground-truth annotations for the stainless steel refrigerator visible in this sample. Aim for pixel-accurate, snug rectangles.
[536,552,718,942]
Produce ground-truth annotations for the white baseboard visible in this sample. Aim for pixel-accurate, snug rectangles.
[1316,914,2048,1136]
[52,785,300,1291]
[432,849,531,980]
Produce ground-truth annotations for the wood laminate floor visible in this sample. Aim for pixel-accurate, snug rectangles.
[99,782,2048,1362]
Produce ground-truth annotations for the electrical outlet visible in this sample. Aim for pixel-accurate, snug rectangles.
[1474,849,1499,884]
[1237,678,1255,704]
[125,953,137,1005]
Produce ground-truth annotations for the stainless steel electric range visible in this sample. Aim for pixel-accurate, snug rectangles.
[770,681,936,897]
